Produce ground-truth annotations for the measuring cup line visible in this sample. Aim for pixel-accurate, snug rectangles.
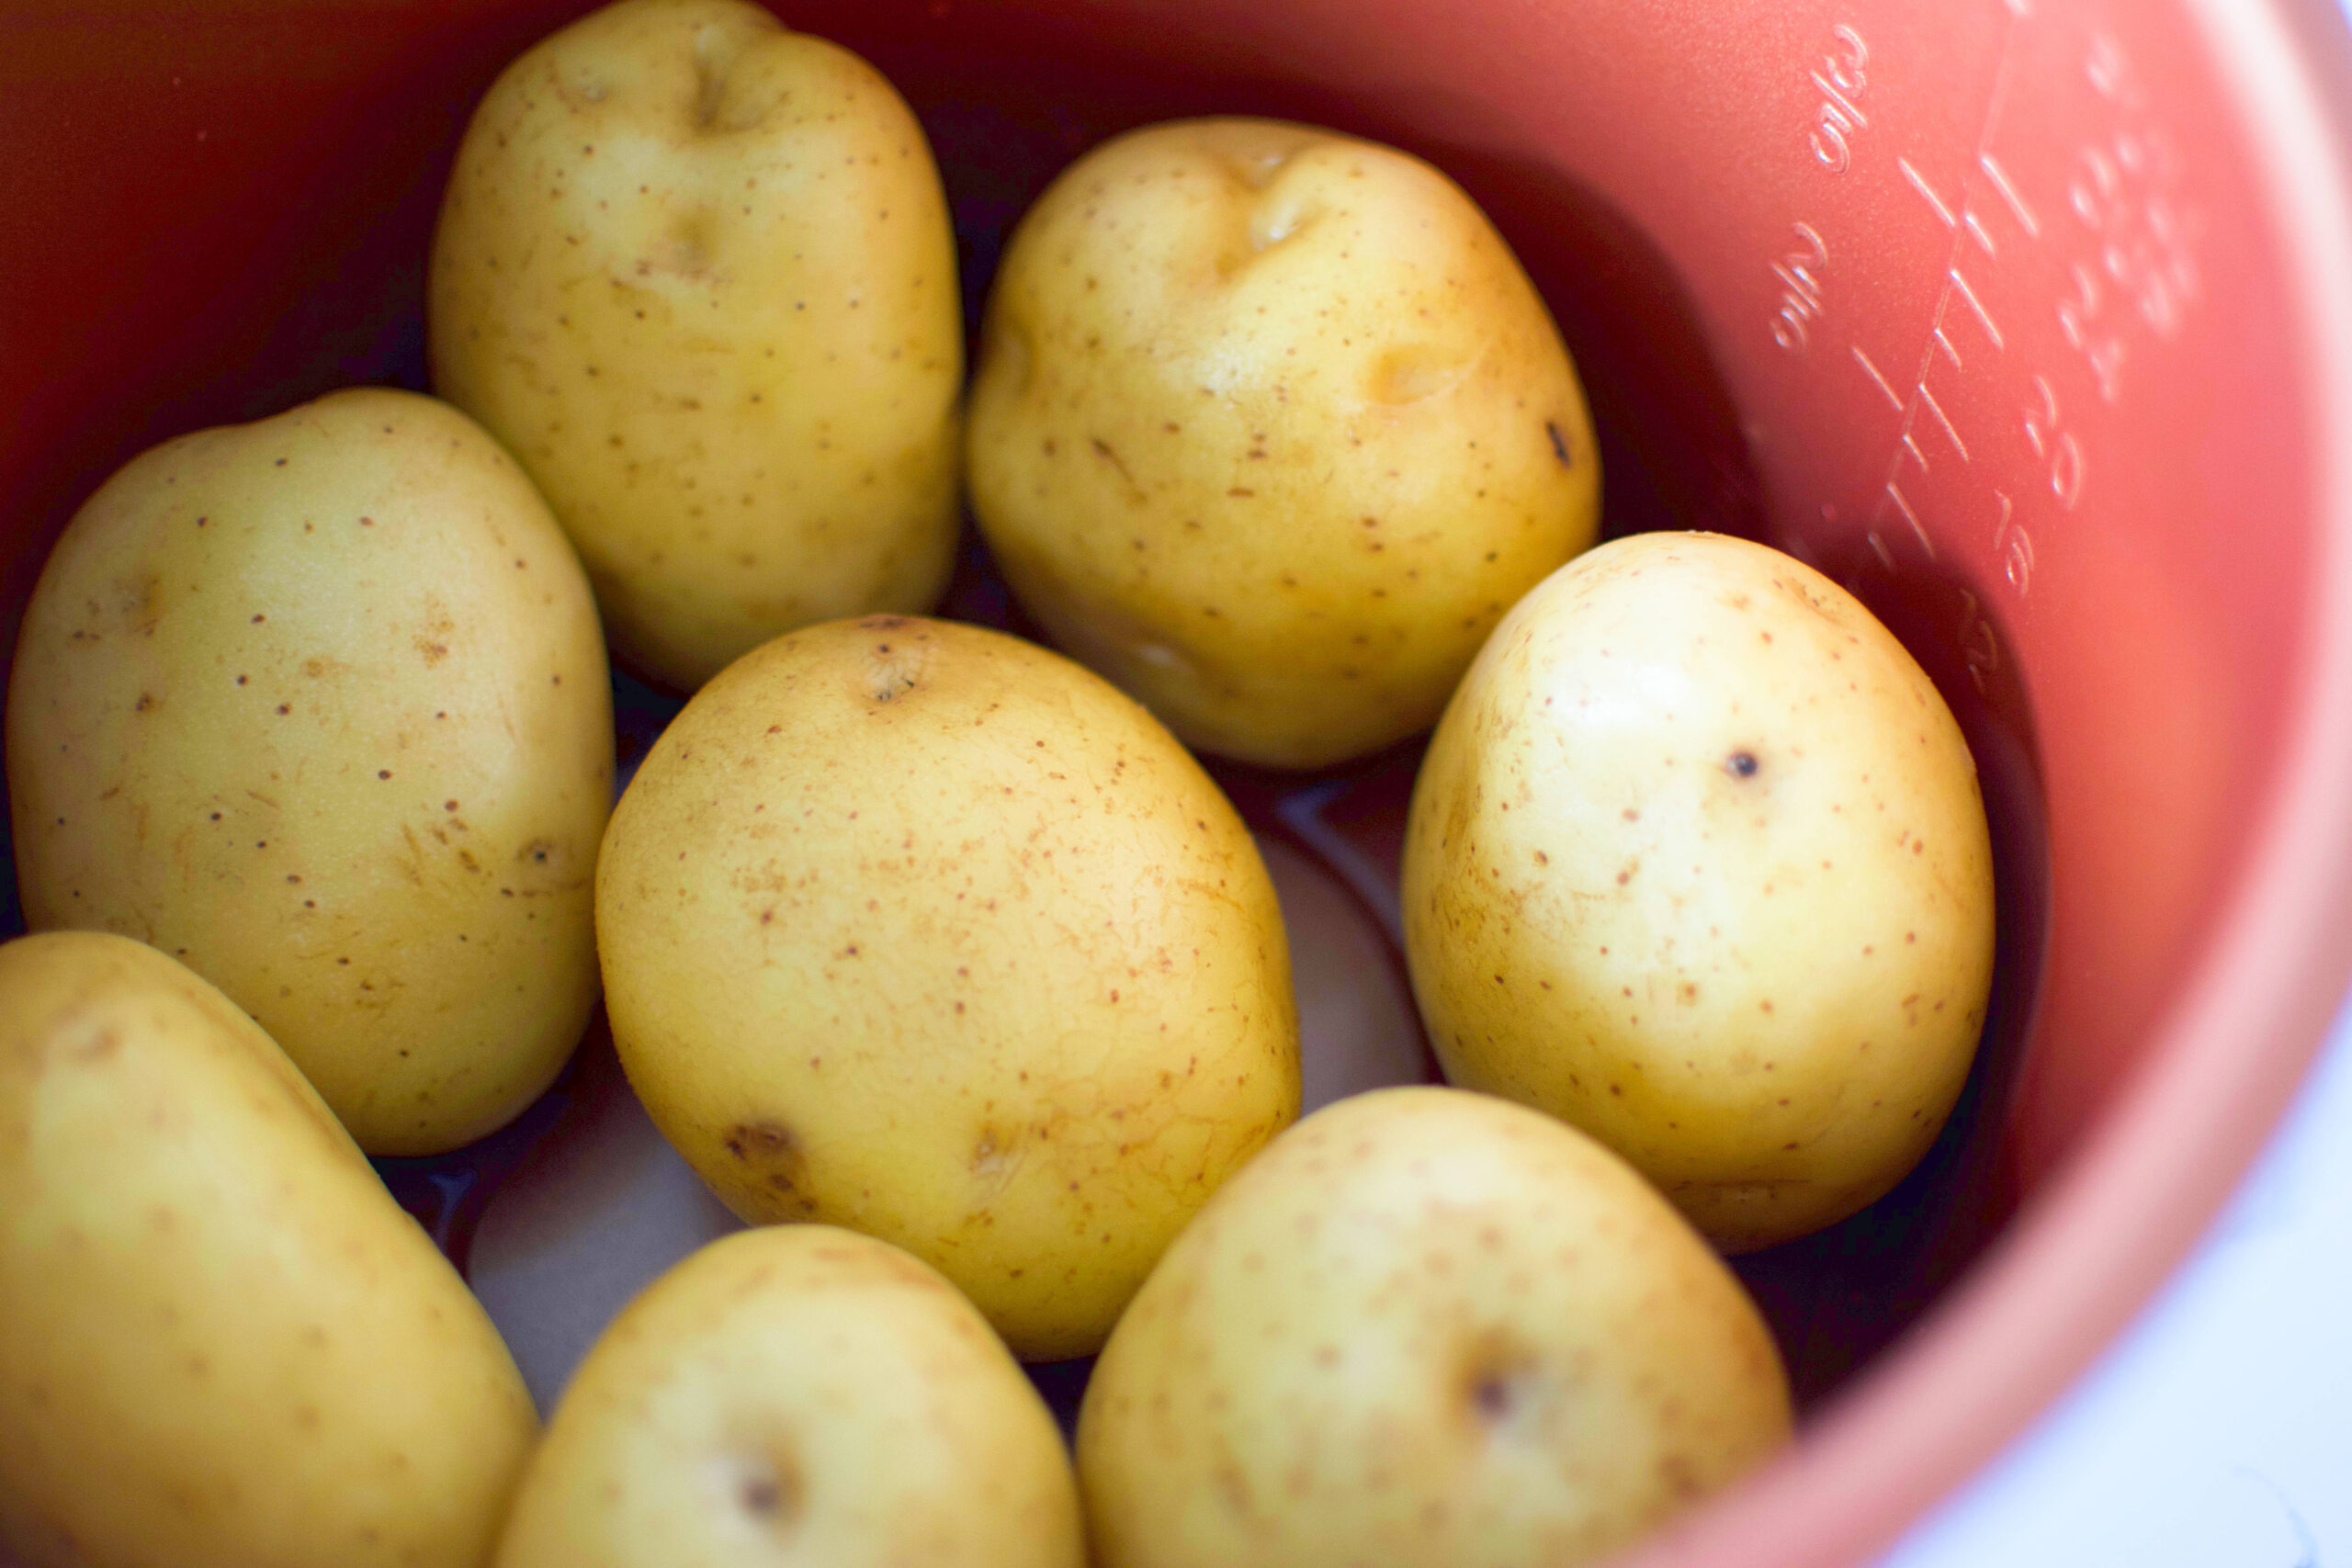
[1933,325,1967,373]
[1947,266,2007,350]
[1979,149,2044,237]
[1900,155,1963,230]
[1917,381,1973,463]
[1966,209,2000,258]
[1862,0,2032,563]
[1855,344,1908,412]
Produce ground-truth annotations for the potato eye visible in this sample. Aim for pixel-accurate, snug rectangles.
[1726,750,1759,779]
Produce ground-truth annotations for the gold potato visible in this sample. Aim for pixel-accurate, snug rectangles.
[967,117,1600,769]
[595,615,1300,1360]
[430,0,963,692]
[1402,532,1997,1250]
[6,387,612,1155]
[494,1226,1083,1568]
[1077,1086,1792,1568]
[0,931,537,1568]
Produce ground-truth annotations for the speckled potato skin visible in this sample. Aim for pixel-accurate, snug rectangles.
[0,932,537,1568]
[595,615,1300,1360]
[5,388,613,1156]
[494,1226,1083,1568]
[966,117,1600,770]
[1401,532,1996,1251]
[429,0,962,693]
[1077,1086,1791,1568]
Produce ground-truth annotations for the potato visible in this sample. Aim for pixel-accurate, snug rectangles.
[494,1225,1083,1568]
[5,387,611,1155]
[1077,1086,1791,1568]
[1402,532,1996,1250]
[595,615,1299,1359]
[0,931,537,1568]
[966,117,1600,770]
[430,0,963,693]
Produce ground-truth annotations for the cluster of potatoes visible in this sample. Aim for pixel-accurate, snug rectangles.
[0,1,1999,1565]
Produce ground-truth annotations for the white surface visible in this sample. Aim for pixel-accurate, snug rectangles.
[1882,992,2352,1564]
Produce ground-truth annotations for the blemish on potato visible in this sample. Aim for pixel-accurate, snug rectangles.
[739,1454,803,1523]
[723,1119,811,1204]
[969,1127,1016,1180]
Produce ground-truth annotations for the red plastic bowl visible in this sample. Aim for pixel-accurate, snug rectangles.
[6,1,2352,1563]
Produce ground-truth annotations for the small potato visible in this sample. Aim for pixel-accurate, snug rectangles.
[0,931,537,1568]
[431,0,963,692]
[1077,1086,1792,1568]
[6,388,611,1155]
[494,1226,1084,1568]
[1402,532,1996,1250]
[595,615,1299,1360]
[967,117,1600,770]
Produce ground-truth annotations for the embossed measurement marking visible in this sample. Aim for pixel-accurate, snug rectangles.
[1859,5,2032,592]
[1808,24,1872,175]
[1768,6,2201,687]
[1978,150,2041,238]
[1771,223,1832,352]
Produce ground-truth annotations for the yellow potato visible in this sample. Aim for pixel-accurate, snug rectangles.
[0,931,536,1568]
[595,615,1299,1359]
[1077,1086,1791,1568]
[1402,532,1996,1250]
[6,387,611,1155]
[494,1225,1083,1568]
[967,117,1600,769]
[430,0,963,692]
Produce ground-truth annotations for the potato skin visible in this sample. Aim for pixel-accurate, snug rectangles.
[0,931,537,1568]
[494,1225,1083,1568]
[430,0,962,692]
[1076,1086,1792,1568]
[967,117,1600,770]
[6,388,612,1155]
[595,615,1299,1360]
[1402,533,1997,1250]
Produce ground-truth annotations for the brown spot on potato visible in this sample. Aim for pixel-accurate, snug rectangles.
[738,1438,804,1524]
[1547,420,1574,466]
[415,593,455,665]
[116,573,165,636]
[857,627,931,704]
[724,1120,813,1212]
[1090,435,1140,494]
[1658,1451,1704,1498]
